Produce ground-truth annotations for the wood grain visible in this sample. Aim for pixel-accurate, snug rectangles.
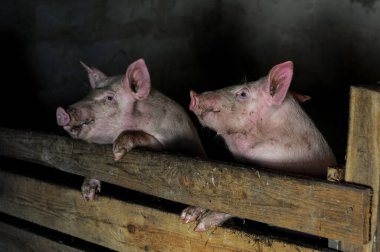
[0,169,322,252]
[0,127,372,244]
[0,221,83,252]
[343,86,380,251]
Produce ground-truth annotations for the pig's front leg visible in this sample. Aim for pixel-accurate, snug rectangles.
[113,130,164,161]
[81,130,162,201]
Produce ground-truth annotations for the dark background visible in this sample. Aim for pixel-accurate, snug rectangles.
[1,0,380,165]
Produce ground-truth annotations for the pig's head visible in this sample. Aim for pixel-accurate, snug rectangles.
[189,61,294,135]
[56,58,151,144]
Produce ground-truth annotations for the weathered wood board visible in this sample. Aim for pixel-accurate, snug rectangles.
[0,169,324,252]
[343,86,380,252]
[0,127,372,244]
[0,221,83,252]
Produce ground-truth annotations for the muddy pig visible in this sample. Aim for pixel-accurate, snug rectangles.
[56,58,206,200]
[181,61,336,231]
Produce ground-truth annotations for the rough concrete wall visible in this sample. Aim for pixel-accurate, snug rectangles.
[1,0,380,163]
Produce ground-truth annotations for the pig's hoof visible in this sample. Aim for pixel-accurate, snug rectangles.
[194,211,233,232]
[81,178,101,201]
[113,136,133,161]
[180,206,207,224]
[113,150,125,161]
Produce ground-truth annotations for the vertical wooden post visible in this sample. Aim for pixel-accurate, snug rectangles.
[343,86,380,251]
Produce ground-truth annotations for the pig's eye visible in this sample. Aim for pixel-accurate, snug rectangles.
[236,89,249,99]
[104,93,115,103]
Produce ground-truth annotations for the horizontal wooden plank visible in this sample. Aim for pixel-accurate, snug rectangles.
[0,127,372,244]
[0,169,323,252]
[0,221,83,252]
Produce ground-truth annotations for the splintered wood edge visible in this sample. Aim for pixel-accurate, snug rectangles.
[327,166,345,182]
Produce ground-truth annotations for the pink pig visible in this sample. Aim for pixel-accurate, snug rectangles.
[56,59,206,200]
[181,61,336,231]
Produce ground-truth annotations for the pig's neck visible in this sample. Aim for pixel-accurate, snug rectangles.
[221,100,273,157]
[120,90,207,158]
[222,97,333,175]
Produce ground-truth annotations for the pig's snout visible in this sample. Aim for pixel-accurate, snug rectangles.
[56,107,71,126]
[189,90,198,111]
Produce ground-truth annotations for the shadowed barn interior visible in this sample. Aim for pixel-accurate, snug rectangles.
[0,0,379,250]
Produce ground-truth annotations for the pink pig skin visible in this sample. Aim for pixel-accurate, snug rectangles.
[56,58,206,200]
[182,61,336,232]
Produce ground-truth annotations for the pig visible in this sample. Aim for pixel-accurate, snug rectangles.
[56,58,206,200]
[181,61,336,231]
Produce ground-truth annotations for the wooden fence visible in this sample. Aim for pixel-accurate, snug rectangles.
[0,86,378,251]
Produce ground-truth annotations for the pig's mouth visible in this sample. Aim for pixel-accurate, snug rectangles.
[64,119,95,136]
[200,108,220,118]
[57,107,95,137]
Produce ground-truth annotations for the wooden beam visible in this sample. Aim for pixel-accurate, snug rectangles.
[0,221,83,252]
[0,169,323,252]
[0,127,372,244]
[343,86,380,251]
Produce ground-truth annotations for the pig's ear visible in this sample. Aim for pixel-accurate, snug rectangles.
[124,59,151,100]
[290,91,311,103]
[80,61,107,89]
[264,61,293,105]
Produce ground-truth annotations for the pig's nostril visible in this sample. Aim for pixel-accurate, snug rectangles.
[189,91,198,111]
[189,97,197,111]
[56,107,71,126]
